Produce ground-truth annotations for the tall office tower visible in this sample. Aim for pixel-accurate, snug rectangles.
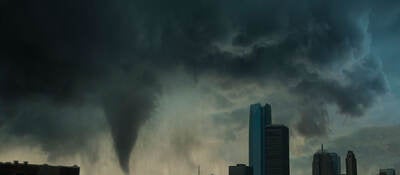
[265,125,289,175]
[380,169,396,175]
[346,151,357,175]
[229,164,252,175]
[329,153,341,175]
[249,103,271,175]
[313,145,341,175]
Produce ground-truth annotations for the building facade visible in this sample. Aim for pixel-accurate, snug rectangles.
[380,169,396,175]
[0,161,79,175]
[346,151,357,175]
[312,146,341,175]
[329,153,341,175]
[265,125,289,175]
[229,164,252,175]
[249,103,271,175]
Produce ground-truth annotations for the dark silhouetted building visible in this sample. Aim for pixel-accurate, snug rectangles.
[380,169,396,175]
[313,145,341,175]
[229,164,252,175]
[265,125,289,175]
[0,161,79,175]
[329,153,340,175]
[249,103,271,175]
[346,151,357,175]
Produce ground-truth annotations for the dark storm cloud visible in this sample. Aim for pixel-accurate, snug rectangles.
[0,0,397,173]
[193,0,390,136]
[170,128,201,168]
[0,100,105,161]
[213,108,249,141]
[293,57,387,136]
[0,0,161,173]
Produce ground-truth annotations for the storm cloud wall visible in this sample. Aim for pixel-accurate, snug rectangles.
[0,0,397,173]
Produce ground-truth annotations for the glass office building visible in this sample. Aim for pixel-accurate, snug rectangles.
[312,146,341,175]
[265,125,289,175]
[249,103,271,175]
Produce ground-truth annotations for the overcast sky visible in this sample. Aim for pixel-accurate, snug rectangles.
[0,0,400,175]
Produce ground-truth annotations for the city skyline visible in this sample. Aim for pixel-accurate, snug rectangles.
[231,104,395,175]
[1,0,400,175]
[230,103,396,175]
[248,103,289,175]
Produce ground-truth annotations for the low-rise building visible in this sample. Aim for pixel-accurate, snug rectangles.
[0,161,79,175]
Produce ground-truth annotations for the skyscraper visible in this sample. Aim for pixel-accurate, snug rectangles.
[346,151,357,175]
[249,103,271,175]
[312,145,341,175]
[265,125,289,175]
[329,153,341,175]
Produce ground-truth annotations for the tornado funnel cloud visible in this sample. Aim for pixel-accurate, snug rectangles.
[102,74,159,173]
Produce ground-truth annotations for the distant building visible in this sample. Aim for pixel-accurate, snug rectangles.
[329,153,341,175]
[0,161,79,175]
[380,169,396,175]
[312,145,341,175]
[346,151,357,175]
[249,103,271,175]
[265,125,289,175]
[229,164,252,175]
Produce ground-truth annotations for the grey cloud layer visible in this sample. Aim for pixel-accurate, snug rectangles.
[0,0,397,173]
